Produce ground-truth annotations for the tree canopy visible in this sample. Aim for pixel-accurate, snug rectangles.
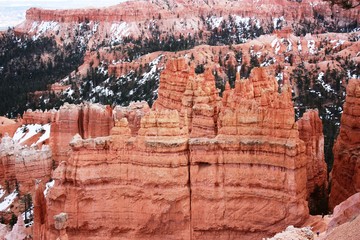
[324,0,360,9]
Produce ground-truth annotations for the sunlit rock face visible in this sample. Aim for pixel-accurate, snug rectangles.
[0,134,52,192]
[36,59,318,240]
[330,79,360,209]
[50,103,114,164]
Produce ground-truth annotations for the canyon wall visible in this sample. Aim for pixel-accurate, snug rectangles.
[330,79,360,209]
[298,110,328,213]
[50,103,114,164]
[46,110,190,240]
[0,134,52,192]
[22,0,359,25]
[37,59,329,239]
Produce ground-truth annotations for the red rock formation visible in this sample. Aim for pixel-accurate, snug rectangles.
[41,61,313,239]
[46,109,190,239]
[190,68,308,239]
[297,110,328,212]
[0,117,21,141]
[0,134,52,192]
[153,58,192,112]
[327,192,360,232]
[314,192,360,240]
[4,215,27,240]
[22,109,57,125]
[113,101,150,136]
[50,103,114,164]
[330,79,360,209]
[19,0,359,27]
[33,183,48,240]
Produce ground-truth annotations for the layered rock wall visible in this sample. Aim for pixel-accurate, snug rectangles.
[0,135,52,191]
[22,0,359,26]
[189,68,308,239]
[298,110,328,213]
[330,79,360,209]
[22,109,57,125]
[50,103,114,164]
[46,110,190,239]
[39,59,321,239]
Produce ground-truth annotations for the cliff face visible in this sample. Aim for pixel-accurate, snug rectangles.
[22,0,358,25]
[46,111,190,240]
[50,103,114,164]
[189,68,308,239]
[330,79,360,209]
[0,134,52,192]
[298,110,328,213]
[15,0,359,44]
[38,59,323,239]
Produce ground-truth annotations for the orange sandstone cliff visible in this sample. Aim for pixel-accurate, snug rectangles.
[33,59,330,239]
[298,110,328,213]
[330,79,360,209]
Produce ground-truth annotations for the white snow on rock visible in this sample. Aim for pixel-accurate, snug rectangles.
[0,190,18,212]
[298,40,302,52]
[43,180,55,197]
[110,22,130,44]
[332,39,345,49]
[271,38,281,55]
[207,16,223,29]
[317,72,334,93]
[12,124,51,145]
[0,186,5,199]
[307,40,317,55]
[234,16,250,29]
[138,55,162,85]
[22,205,34,227]
[273,16,285,29]
[30,21,59,40]
[35,124,51,145]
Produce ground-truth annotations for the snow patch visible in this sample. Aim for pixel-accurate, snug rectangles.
[273,16,285,29]
[317,72,334,93]
[207,16,223,29]
[138,55,162,85]
[13,124,51,145]
[110,22,130,44]
[22,205,34,227]
[0,190,18,211]
[332,39,345,49]
[307,40,317,54]
[43,180,55,197]
[31,21,59,40]
[35,124,51,145]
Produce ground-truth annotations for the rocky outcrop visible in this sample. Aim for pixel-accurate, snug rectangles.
[189,68,308,239]
[0,117,20,141]
[113,101,150,136]
[54,213,68,240]
[34,182,48,240]
[40,60,314,239]
[45,110,190,239]
[267,225,314,240]
[0,134,52,192]
[298,110,328,213]
[21,0,359,26]
[329,79,360,209]
[319,192,360,240]
[4,215,27,240]
[153,58,193,112]
[328,192,360,232]
[50,102,114,164]
[22,109,57,125]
